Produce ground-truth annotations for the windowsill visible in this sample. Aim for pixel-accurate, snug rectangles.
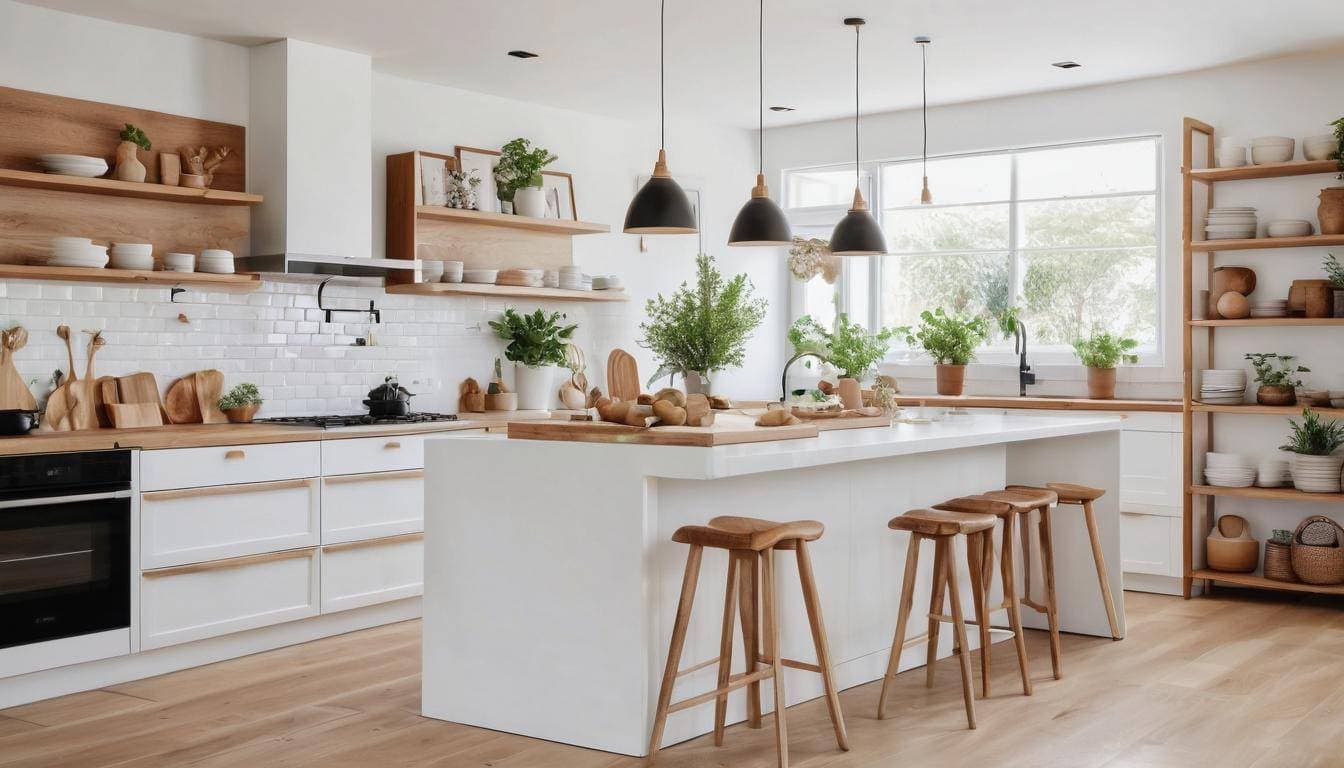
[879,361,1183,401]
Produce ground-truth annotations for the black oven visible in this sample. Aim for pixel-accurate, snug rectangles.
[0,450,131,650]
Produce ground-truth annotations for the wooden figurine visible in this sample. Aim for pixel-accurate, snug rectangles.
[459,377,486,413]
[180,145,232,188]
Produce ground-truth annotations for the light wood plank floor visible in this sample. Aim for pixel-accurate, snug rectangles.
[3,590,1343,767]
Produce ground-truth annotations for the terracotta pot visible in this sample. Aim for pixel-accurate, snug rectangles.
[113,140,146,183]
[837,377,862,409]
[1256,385,1296,406]
[1086,367,1117,400]
[1300,279,1334,318]
[935,364,966,396]
[1212,265,1257,296]
[1319,187,1344,235]
[179,173,206,189]
[1334,289,1344,318]
[222,403,260,423]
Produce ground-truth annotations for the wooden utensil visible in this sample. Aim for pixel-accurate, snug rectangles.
[164,375,202,424]
[41,325,77,431]
[107,402,164,429]
[606,348,640,403]
[195,369,227,424]
[94,376,119,428]
[67,331,105,431]
[0,326,37,411]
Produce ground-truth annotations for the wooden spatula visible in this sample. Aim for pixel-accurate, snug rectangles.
[194,369,227,424]
[164,375,202,424]
[606,348,640,403]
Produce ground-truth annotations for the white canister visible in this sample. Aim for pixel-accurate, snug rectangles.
[513,364,556,410]
[514,187,547,218]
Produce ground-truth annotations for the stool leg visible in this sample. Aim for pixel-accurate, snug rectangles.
[1000,512,1033,696]
[877,533,921,720]
[648,544,704,761]
[761,549,788,768]
[737,551,762,729]
[942,537,977,730]
[795,539,849,751]
[925,538,948,689]
[1083,499,1122,640]
[965,531,991,699]
[713,553,740,747]
[1038,505,1063,680]
[1019,506,1033,605]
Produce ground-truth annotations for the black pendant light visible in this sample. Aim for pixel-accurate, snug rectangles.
[728,0,791,247]
[624,0,698,235]
[829,17,887,256]
[916,36,933,204]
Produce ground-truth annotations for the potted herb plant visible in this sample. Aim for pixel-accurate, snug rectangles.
[489,308,577,410]
[218,382,263,423]
[114,123,150,183]
[1244,353,1309,406]
[1279,408,1344,493]
[897,308,990,396]
[1324,253,1344,318]
[1318,118,1344,235]
[788,313,897,408]
[1071,331,1139,400]
[493,138,557,218]
[640,254,767,395]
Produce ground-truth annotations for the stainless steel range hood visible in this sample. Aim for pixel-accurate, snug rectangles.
[236,252,421,281]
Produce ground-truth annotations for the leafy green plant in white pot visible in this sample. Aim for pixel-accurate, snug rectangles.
[640,253,767,395]
[1071,331,1139,400]
[897,308,990,396]
[494,138,557,218]
[1279,408,1344,493]
[489,308,577,410]
[788,313,897,408]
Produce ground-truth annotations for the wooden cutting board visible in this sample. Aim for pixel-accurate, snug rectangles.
[194,369,227,424]
[164,375,202,424]
[94,376,119,428]
[606,348,640,402]
[117,372,161,407]
[507,411,819,447]
[107,402,164,428]
[0,326,37,411]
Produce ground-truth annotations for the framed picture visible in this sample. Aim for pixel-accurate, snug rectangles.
[454,146,500,212]
[541,171,577,221]
[417,151,458,206]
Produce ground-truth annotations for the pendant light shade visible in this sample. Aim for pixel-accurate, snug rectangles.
[729,0,791,247]
[624,0,698,235]
[829,17,886,256]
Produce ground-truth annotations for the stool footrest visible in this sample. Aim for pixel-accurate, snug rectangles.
[1021,597,1048,613]
[923,613,1019,635]
[757,655,823,674]
[675,657,721,678]
[667,665,775,714]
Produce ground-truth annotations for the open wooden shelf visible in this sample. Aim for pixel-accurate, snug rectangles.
[1192,569,1344,595]
[1186,159,1341,183]
[1190,484,1344,503]
[1192,402,1344,417]
[0,263,260,290]
[1188,317,1344,327]
[386,282,628,302]
[414,205,608,235]
[1191,233,1344,252]
[0,168,262,206]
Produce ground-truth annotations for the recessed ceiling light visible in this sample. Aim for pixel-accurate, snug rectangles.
[1052,61,1081,69]
[508,50,539,59]
[769,106,795,112]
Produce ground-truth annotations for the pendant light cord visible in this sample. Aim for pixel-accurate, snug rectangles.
[758,0,764,174]
[921,42,928,178]
[853,22,860,187]
[660,0,666,151]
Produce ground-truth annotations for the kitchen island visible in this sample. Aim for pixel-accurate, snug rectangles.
[420,411,1125,756]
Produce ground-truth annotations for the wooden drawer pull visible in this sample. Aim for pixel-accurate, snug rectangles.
[143,477,315,502]
[142,546,316,578]
[384,441,402,450]
[323,469,424,486]
[224,449,246,460]
[322,532,424,554]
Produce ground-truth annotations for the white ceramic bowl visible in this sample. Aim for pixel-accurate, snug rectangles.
[1206,452,1249,467]
[462,269,498,284]
[1266,220,1313,238]
[1217,146,1246,168]
[1251,143,1295,165]
[111,242,153,257]
[39,154,108,177]
[1304,135,1335,161]
[1251,136,1294,146]
[200,249,234,261]
[162,252,195,272]
[109,252,154,271]
[420,261,445,283]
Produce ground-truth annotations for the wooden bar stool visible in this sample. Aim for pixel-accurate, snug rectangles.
[876,508,997,730]
[985,487,1062,680]
[931,495,1032,698]
[648,516,849,767]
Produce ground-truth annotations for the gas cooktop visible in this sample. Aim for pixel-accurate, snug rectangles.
[254,413,459,429]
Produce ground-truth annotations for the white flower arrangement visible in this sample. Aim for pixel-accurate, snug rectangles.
[787,237,840,284]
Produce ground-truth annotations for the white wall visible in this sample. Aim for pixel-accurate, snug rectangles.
[765,49,1344,401]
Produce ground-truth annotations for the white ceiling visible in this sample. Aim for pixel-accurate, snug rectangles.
[20,0,1344,129]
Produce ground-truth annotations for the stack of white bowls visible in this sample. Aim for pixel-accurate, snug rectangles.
[163,252,195,272]
[462,269,497,284]
[1265,220,1313,238]
[440,260,463,283]
[1205,453,1256,487]
[49,237,109,268]
[109,242,153,271]
[1250,136,1295,165]
[1205,207,1257,240]
[1304,135,1336,162]
[198,249,235,274]
[543,269,560,288]
[1200,369,1247,404]
[39,154,108,178]
[1255,458,1292,488]
[1250,298,1288,318]
[558,265,584,291]
[592,275,623,291]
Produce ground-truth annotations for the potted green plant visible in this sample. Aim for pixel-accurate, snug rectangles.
[1324,253,1344,318]
[1279,408,1344,493]
[1319,118,1344,235]
[788,313,896,408]
[640,253,767,395]
[217,382,263,423]
[1244,353,1309,406]
[897,308,990,396]
[1071,331,1139,400]
[114,123,150,183]
[489,308,577,409]
[493,138,557,218]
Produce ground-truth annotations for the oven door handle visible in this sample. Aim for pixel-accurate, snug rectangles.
[0,489,132,509]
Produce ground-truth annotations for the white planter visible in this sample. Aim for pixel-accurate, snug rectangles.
[514,364,557,410]
[514,187,546,218]
[1290,453,1344,493]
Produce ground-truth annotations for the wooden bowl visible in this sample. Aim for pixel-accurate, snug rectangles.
[1216,291,1250,320]
[484,392,517,411]
[222,403,260,423]
[1212,266,1256,296]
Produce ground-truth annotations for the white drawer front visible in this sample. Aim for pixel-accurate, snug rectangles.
[1121,512,1179,577]
[321,534,424,613]
[141,479,320,569]
[140,548,320,650]
[1119,429,1182,515]
[321,470,424,544]
[140,442,320,491]
[321,435,426,476]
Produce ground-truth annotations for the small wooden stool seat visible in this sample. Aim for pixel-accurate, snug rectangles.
[1046,482,1104,503]
[983,487,1058,511]
[650,517,848,766]
[887,508,996,536]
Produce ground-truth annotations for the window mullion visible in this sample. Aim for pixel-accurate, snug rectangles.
[1008,154,1023,306]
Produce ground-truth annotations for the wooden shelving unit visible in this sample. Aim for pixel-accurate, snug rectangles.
[1180,117,1344,600]
[0,263,260,290]
[0,169,262,206]
[414,205,607,235]
[387,282,627,302]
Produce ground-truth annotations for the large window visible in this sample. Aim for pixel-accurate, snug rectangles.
[785,137,1161,364]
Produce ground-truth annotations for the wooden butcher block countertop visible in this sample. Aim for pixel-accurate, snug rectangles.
[894,395,1181,413]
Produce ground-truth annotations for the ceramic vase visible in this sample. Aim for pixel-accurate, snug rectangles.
[1290,453,1344,494]
[682,371,710,396]
[113,140,146,183]
[935,364,966,396]
[514,364,556,410]
[1086,367,1117,400]
[1256,385,1296,406]
[158,152,181,186]
[837,377,862,409]
[514,187,546,218]
[222,403,260,423]
[1319,187,1344,235]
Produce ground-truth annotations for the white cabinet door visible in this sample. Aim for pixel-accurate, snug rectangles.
[1121,512,1179,577]
[321,470,424,544]
[321,534,424,613]
[141,442,321,491]
[140,479,320,569]
[140,548,320,650]
[321,435,426,476]
[1119,429,1182,515]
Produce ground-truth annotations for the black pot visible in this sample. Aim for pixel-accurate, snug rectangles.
[363,399,410,417]
[0,410,37,436]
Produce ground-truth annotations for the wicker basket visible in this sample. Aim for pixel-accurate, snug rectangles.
[1290,516,1344,585]
[1264,540,1296,582]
